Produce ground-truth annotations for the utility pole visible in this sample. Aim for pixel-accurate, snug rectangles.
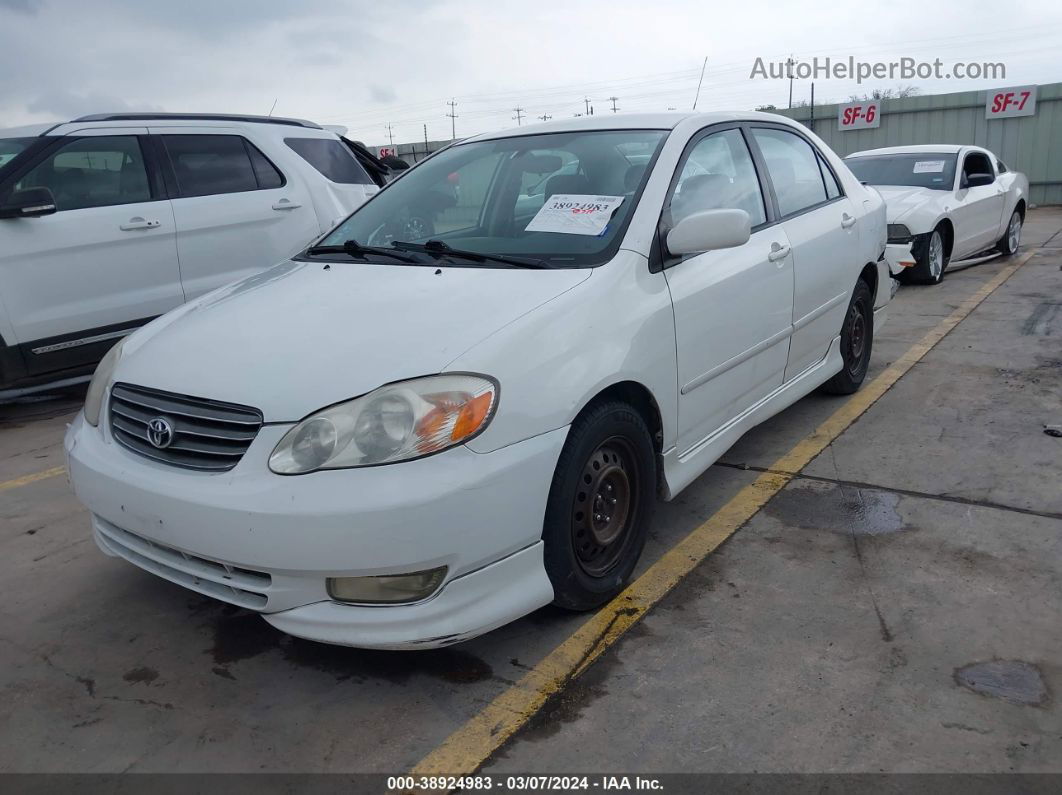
[787,54,795,109]
[538,113,552,122]
[512,106,525,125]
[385,124,394,146]
[608,96,620,113]
[584,96,592,115]
[809,83,815,128]
[692,56,707,110]
[446,99,458,140]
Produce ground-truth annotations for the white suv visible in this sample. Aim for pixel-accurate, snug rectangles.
[0,113,385,396]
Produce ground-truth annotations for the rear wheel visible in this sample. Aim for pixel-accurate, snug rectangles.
[543,401,656,610]
[822,279,874,395]
[997,210,1022,256]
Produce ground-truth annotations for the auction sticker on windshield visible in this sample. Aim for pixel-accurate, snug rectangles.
[913,160,946,173]
[525,194,624,236]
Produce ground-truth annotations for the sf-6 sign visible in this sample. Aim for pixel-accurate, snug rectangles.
[986,85,1037,119]
[838,101,881,130]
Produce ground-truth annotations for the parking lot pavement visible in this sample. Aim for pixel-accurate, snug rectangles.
[1,209,1060,775]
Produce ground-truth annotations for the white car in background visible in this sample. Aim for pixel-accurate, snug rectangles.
[0,113,386,397]
[845,145,1028,285]
[66,112,890,649]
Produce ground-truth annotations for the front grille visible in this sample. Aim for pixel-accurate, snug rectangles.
[109,383,263,472]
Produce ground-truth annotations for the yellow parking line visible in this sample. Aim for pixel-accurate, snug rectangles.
[0,465,67,493]
[410,248,1039,781]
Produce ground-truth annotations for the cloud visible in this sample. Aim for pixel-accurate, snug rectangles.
[26,89,163,119]
[0,0,42,14]
[369,84,397,104]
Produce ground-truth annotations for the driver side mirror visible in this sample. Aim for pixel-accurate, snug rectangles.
[962,173,994,189]
[0,187,58,219]
[666,208,751,256]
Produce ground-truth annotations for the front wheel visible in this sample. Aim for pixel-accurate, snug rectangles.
[903,227,948,285]
[543,401,656,611]
[821,279,874,395]
[998,210,1022,256]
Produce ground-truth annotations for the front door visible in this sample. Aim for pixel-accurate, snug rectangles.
[952,150,1006,258]
[0,129,182,375]
[663,127,794,455]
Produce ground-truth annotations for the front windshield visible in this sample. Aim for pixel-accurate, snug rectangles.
[0,137,34,169]
[315,129,669,267]
[846,153,957,191]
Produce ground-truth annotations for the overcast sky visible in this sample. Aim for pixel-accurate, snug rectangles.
[2,0,1061,146]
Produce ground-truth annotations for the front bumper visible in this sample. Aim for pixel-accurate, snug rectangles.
[884,242,916,275]
[65,411,564,648]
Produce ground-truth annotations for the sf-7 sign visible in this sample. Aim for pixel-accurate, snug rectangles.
[838,101,880,130]
[986,85,1037,119]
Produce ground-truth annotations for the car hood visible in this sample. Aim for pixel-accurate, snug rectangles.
[873,185,945,225]
[116,260,592,421]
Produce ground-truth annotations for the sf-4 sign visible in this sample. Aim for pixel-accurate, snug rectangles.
[986,85,1037,119]
[838,101,881,130]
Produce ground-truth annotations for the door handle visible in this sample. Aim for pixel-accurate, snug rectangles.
[841,213,857,229]
[120,217,161,231]
[768,242,791,262]
[272,199,302,211]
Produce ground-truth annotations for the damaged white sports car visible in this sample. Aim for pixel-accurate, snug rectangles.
[846,145,1028,284]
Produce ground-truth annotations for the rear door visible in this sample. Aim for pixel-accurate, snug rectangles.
[0,128,182,376]
[663,126,794,455]
[749,126,858,381]
[153,128,319,300]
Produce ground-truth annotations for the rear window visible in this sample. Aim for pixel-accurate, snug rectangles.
[162,134,286,198]
[285,137,373,184]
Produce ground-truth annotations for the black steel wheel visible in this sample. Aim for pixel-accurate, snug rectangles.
[543,401,656,610]
[822,279,874,395]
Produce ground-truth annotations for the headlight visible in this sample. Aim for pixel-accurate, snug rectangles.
[84,338,126,426]
[269,374,498,474]
[887,224,913,243]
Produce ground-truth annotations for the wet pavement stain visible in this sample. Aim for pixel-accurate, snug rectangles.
[203,606,494,685]
[122,666,159,685]
[954,660,1049,707]
[765,482,909,535]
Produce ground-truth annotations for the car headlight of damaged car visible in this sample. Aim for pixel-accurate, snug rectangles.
[84,338,127,427]
[269,374,498,474]
[887,224,913,243]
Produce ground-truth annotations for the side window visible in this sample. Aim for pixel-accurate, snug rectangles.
[285,137,372,185]
[15,135,151,212]
[667,129,766,227]
[751,128,829,217]
[962,152,994,181]
[818,153,842,200]
[997,159,1008,174]
[162,135,283,198]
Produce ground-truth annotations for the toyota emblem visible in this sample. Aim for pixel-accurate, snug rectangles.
[146,417,174,449]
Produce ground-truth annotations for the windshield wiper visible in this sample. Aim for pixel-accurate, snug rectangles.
[305,239,420,264]
[392,239,552,269]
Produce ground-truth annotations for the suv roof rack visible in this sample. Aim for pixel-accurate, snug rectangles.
[70,113,323,129]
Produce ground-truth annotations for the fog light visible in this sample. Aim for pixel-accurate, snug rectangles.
[327,567,447,604]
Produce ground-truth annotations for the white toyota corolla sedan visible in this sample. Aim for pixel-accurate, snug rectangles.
[66,112,890,649]
[845,145,1028,284]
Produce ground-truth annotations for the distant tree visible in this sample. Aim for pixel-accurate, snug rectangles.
[755,103,778,111]
[848,85,920,102]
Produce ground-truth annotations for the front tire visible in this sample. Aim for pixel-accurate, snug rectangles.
[904,227,948,285]
[543,401,656,611]
[822,279,874,395]
[998,210,1022,256]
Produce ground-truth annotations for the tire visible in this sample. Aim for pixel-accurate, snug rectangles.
[997,210,1022,256]
[905,227,949,285]
[543,401,656,611]
[821,279,874,395]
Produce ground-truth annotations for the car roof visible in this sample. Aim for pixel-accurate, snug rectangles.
[459,110,806,143]
[4,113,333,138]
[846,144,971,158]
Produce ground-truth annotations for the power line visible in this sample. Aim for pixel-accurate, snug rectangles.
[608,96,620,113]
[512,106,525,125]
[446,99,458,140]
[692,56,707,110]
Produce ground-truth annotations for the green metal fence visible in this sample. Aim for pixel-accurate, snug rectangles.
[775,82,1062,205]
